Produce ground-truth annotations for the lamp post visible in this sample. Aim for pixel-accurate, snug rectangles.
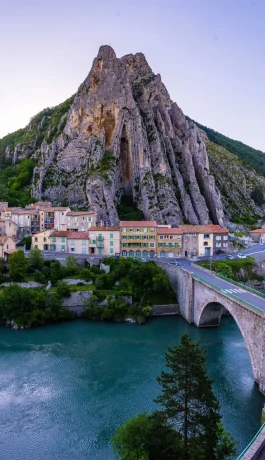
[210,255,212,273]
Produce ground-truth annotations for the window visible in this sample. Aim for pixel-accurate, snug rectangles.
[122,228,126,232]
[203,242,208,246]
[149,235,155,240]
[143,228,147,232]
[61,245,65,251]
[170,235,173,240]
[159,236,164,240]
[136,228,140,232]
[216,243,221,248]
[62,212,64,216]
[110,241,114,246]
[75,217,77,221]
[35,245,38,248]
[88,217,92,222]
[216,236,221,241]
[35,237,38,242]
[223,242,228,247]
[44,238,47,242]
[82,240,86,245]
[61,237,65,242]
[52,237,56,242]
[129,228,133,232]
[82,248,86,254]
[223,236,228,240]
[71,248,75,252]
[122,235,127,240]
[110,248,114,254]
[110,233,113,238]
[150,242,155,248]
[122,243,127,247]
[71,240,75,245]
[150,228,154,232]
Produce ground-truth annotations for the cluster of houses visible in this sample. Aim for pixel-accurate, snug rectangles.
[0,201,232,259]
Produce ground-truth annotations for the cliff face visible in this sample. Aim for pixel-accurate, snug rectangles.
[30,45,224,226]
[2,45,264,225]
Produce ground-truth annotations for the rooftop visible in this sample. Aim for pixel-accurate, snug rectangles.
[120,221,157,227]
[89,226,120,232]
[179,225,229,234]
[66,211,96,216]
[68,231,89,239]
[157,228,183,235]
[249,228,265,233]
[50,231,69,238]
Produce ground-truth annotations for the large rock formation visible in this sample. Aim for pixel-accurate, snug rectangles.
[31,45,224,226]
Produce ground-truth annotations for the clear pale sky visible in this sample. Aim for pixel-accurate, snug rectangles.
[1,0,265,150]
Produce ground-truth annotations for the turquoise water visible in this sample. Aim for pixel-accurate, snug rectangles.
[0,317,264,460]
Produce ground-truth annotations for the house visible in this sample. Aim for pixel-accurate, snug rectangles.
[0,219,16,239]
[0,207,22,220]
[32,230,53,251]
[0,201,8,210]
[156,227,183,258]
[49,231,69,253]
[39,207,71,231]
[88,227,120,256]
[67,231,90,254]
[0,236,17,260]
[66,211,97,232]
[179,225,229,257]
[11,210,40,239]
[119,221,157,258]
[248,228,265,244]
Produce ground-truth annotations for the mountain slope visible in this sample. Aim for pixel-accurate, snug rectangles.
[0,46,264,225]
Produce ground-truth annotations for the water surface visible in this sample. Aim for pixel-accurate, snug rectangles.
[0,317,264,459]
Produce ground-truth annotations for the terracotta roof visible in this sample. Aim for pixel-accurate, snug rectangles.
[66,211,96,216]
[12,210,39,215]
[157,228,183,235]
[2,207,22,212]
[50,231,69,238]
[249,229,265,233]
[68,231,89,239]
[179,225,228,234]
[119,221,157,227]
[41,207,70,212]
[89,226,120,231]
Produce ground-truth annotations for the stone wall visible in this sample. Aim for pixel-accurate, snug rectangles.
[152,304,179,316]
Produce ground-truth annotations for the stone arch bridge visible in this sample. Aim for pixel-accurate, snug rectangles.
[158,262,265,395]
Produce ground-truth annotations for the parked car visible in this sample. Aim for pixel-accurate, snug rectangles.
[169,261,180,266]
[141,258,147,262]
[226,255,234,260]
[237,253,246,259]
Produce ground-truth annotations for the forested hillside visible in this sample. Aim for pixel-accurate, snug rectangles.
[187,117,265,177]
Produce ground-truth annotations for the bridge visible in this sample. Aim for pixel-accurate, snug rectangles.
[158,261,265,395]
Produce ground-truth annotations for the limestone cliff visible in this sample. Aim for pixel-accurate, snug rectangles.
[1,45,264,225]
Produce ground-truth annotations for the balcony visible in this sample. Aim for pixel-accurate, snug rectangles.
[97,241,104,248]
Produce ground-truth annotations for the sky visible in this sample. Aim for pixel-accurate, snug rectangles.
[0,0,265,150]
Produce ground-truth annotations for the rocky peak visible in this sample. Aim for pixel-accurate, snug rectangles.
[6,46,228,226]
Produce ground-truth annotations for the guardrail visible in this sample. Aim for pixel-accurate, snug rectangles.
[192,274,265,316]
[236,423,265,459]
[216,273,265,300]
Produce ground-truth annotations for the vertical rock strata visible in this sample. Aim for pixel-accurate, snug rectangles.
[32,45,224,226]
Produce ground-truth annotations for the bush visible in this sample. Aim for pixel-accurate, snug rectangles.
[56,281,71,298]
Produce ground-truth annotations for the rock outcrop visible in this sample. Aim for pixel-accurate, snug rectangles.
[2,45,264,225]
[31,45,224,226]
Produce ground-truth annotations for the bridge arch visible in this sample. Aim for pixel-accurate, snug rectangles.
[195,292,260,385]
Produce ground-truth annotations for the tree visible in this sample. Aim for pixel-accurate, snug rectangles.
[0,257,5,277]
[56,280,71,298]
[216,264,233,279]
[50,260,65,285]
[28,247,44,270]
[155,334,236,460]
[8,250,28,281]
[65,255,78,274]
[112,412,182,460]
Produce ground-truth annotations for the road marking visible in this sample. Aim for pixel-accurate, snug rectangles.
[222,288,246,294]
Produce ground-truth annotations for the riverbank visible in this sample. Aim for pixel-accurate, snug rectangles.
[0,317,264,460]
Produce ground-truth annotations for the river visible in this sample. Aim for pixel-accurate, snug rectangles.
[0,317,264,460]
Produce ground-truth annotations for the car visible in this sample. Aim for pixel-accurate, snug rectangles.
[169,261,180,266]
[226,255,234,260]
[141,258,147,262]
[237,253,246,259]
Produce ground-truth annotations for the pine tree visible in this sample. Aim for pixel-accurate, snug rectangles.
[155,334,236,460]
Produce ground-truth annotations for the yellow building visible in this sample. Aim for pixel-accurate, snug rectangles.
[88,227,120,256]
[156,227,183,258]
[119,221,157,258]
[32,230,53,251]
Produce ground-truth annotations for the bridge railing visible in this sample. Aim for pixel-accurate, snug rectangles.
[216,273,265,300]
[236,423,265,459]
[193,274,265,316]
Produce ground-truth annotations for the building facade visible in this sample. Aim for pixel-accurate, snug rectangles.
[68,232,90,254]
[0,219,16,239]
[119,221,157,258]
[49,231,69,252]
[88,227,120,256]
[32,230,53,251]
[66,211,96,232]
[156,227,183,257]
[0,236,16,260]
[180,225,229,257]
